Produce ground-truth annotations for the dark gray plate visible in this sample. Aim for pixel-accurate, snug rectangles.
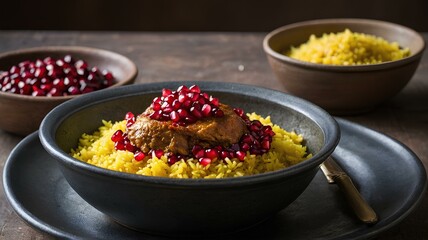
[3,118,426,240]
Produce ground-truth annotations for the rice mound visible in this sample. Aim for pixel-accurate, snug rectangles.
[71,113,312,179]
[286,29,410,65]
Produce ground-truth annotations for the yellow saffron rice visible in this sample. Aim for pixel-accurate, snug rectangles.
[70,113,311,179]
[286,29,410,65]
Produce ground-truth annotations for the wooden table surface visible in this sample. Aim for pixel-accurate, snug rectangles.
[0,31,427,239]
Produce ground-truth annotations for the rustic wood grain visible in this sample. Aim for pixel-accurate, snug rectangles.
[0,31,427,239]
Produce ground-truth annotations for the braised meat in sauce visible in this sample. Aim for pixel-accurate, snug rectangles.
[127,103,247,156]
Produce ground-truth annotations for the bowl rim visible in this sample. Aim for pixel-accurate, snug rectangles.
[39,81,340,187]
[263,18,426,72]
[0,45,138,101]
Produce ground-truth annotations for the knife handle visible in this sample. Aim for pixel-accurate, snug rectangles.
[333,174,378,224]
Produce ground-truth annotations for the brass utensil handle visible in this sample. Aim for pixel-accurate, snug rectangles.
[333,174,378,224]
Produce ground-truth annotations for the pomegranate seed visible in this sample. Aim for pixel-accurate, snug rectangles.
[111,130,124,142]
[199,158,211,166]
[171,99,181,110]
[115,141,126,151]
[240,142,250,152]
[153,149,164,158]
[194,149,205,159]
[192,145,203,155]
[125,112,135,121]
[164,95,175,104]
[152,102,161,111]
[209,97,219,106]
[235,151,246,161]
[201,104,212,117]
[170,111,180,122]
[190,107,202,118]
[168,155,179,164]
[189,85,201,93]
[125,142,137,152]
[234,108,245,117]
[177,93,187,102]
[74,60,88,69]
[162,88,172,97]
[220,151,229,159]
[47,87,61,96]
[103,71,114,81]
[149,110,162,120]
[214,109,224,117]
[261,140,270,150]
[204,149,218,159]
[177,109,189,118]
[177,85,188,92]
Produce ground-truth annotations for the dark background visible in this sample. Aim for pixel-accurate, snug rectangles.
[1,0,427,32]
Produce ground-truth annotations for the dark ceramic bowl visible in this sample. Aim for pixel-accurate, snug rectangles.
[0,46,138,135]
[263,18,425,115]
[39,81,340,236]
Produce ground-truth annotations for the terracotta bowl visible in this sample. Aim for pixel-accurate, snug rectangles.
[263,18,425,115]
[0,46,138,135]
[39,81,340,236]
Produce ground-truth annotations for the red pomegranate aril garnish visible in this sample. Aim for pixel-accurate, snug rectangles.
[20,84,31,95]
[153,149,164,159]
[234,108,245,117]
[111,130,124,142]
[47,87,61,96]
[177,85,188,92]
[189,85,201,93]
[190,107,202,118]
[204,148,218,159]
[103,71,114,81]
[149,110,162,120]
[220,151,229,159]
[31,86,45,96]
[125,112,135,121]
[162,88,172,97]
[192,145,203,155]
[214,109,224,117]
[177,108,189,118]
[125,142,137,152]
[194,149,205,159]
[178,94,188,103]
[261,140,270,150]
[199,158,211,166]
[235,151,246,161]
[114,141,126,151]
[209,97,219,106]
[171,99,181,110]
[168,155,179,164]
[182,100,192,109]
[74,60,88,69]
[170,111,180,122]
[152,102,161,111]
[240,142,251,152]
[201,104,212,117]
[9,65,19,74]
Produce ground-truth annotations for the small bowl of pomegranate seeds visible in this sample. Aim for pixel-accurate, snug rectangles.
[0,46,137,135]
[39,82,339,236]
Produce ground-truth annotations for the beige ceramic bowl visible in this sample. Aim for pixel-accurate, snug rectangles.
[0,46,138,135]
[263,18,425,115]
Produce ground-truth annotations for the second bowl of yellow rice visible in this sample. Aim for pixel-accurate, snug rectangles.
[263,18,425,115]
[39,81,340,236]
